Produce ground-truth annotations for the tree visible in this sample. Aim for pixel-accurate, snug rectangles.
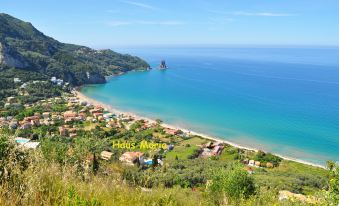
[92,153,99,175]
[327,160,336,171]
[208,164,256,204]
[152,155,158,168]
[326,162,339,205]
[0,134,28,184]
[155,119,163,125]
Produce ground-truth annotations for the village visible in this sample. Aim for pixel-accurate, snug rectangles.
[0,83,281,171]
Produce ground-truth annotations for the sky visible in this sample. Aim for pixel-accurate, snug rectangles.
[1,0,339,48]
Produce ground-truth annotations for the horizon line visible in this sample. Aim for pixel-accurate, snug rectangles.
[89,43,339,50]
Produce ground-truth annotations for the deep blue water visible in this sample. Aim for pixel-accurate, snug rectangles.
[81,47,339,165]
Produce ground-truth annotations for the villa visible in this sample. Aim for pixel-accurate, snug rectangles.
[64,111,77,119]
[21,122,32,130]
[163,128,180,135]
[248,160,255,167]
[42,112,50,119]
[101,151,113,160]
[119,151,144,165]
[200,142,224,158]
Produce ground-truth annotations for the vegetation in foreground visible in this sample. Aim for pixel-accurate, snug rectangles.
[0,132,338,206]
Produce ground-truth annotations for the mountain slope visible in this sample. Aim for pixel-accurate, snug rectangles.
[0,13,150,85]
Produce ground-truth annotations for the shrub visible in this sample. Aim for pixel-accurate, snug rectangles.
[207,164,256,204]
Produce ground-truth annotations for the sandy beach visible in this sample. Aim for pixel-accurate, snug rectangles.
[75,90,326,169]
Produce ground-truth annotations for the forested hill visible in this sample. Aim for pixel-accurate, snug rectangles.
[0,13,150,86]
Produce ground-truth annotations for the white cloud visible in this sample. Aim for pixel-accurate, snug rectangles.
[208,10,296,17]
[121,0,158,10]
[107,20,185,27]
[233,11,296,17]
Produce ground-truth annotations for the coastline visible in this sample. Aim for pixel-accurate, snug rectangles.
[75,89,326,169]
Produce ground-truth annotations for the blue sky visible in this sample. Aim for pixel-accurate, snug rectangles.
[1,0,339,48]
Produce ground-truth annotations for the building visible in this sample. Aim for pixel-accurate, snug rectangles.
[163,128,180,135]
[255,161,261,167]
[93,112,103,119]
[42,112,50,119]
[21,122,32,130]
[211,145,224,156]
[20,83,27,89]
[64,111,77,119]
[266,162,274,168]
[242,159,249,164]
[119,152,144,164]
[97,116,105,121]
[24,116,40,122]
[106,121,117,128]
[248,160,255,167]
[59,126,68,136]
[51,77,57,83]
[69,133,77,138]
[7,97,16,103]
[51,77,63,85]
[101,151,113,160]
[30,119,40,126]
[200,142,223,158]
[9,122,18,129]
[13,78,21,83]
[103,113,113,118]
[90,107,104,115]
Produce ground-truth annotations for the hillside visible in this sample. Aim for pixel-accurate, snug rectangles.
[0,13,150,85]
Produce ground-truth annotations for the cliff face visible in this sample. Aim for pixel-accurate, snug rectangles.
[0,13,150,85]
[0,42,29,68]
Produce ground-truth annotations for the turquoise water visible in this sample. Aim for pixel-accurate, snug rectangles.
[81,47,339,165]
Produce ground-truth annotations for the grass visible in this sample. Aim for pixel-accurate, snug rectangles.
[0,160,207,206]
[83,121,98,131]
[218,146,240,162]
[165,137,207,161]
[253,160,328,195]
[276,160,327,176]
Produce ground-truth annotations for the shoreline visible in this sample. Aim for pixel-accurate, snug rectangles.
[75,89,326,169]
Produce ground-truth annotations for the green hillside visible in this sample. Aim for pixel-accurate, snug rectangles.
[0,13,149,86]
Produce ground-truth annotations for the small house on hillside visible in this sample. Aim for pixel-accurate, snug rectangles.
[64,111,77,119]
[163,128,180,135]
[200,142,224,158]
[119,152,144,165]
[59,126,68,136]
[101,151,113,160]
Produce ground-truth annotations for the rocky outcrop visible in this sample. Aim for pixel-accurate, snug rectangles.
[159,60,167,69]
[87,73,106,84]
[0,42,29,68]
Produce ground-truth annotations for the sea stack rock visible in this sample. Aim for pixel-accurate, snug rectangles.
[159,60,167,69]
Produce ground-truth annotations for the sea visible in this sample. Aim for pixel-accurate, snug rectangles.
[81,46,339,166]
